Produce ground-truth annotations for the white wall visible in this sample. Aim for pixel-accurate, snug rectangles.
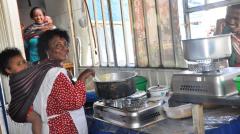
[71,0,93,66]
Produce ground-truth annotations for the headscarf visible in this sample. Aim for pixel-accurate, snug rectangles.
[8,60,60,123]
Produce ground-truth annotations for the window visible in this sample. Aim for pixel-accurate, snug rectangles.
[78,0,184,68]
[86,0,134,67]
[179,0,240,39]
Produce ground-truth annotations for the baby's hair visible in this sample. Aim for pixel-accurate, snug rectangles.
[30,6,46,19]
[0,48,22,76]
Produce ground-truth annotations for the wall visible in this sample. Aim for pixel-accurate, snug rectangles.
[71,0,93,67]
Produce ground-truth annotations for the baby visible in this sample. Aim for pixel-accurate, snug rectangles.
[0,48,42,134]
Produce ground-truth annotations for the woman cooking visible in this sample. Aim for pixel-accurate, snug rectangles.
[7,29,94,134]
[33,28,95,134]
[7,28,94,133]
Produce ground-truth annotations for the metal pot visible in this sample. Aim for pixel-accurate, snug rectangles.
[94,72,137,100]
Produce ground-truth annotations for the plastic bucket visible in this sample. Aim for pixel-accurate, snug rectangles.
[134,76,148,91]
[233,76,240,93]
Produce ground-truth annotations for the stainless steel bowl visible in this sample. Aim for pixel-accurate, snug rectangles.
[183,34,232,61]
[94,72,137,99]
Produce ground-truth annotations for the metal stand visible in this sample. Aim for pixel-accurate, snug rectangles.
[0,84,9,134]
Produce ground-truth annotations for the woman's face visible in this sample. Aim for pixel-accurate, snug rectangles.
[47,36,69,61]
[32,9,45,24]
[226,8,240,33]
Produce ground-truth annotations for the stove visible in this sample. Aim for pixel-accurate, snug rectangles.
[93,92,165,128]
[171,34,240,104]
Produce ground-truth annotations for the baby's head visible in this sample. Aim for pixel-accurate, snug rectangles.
[0,48,28,76]
[44,16,53,25]
[30,7,46,24]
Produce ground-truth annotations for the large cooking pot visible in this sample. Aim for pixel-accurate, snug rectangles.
[94,72,137,100]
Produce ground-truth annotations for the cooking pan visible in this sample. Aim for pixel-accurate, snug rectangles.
[94,72,137,100]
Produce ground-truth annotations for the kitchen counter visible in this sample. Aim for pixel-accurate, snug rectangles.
[85,104,240,134]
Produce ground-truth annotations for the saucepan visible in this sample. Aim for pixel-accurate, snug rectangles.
[93,72,137,100]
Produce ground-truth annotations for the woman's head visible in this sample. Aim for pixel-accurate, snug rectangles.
[38,29,70,61]
[226,4,240,33]
[30,7,46,24]
[0,48,28,76]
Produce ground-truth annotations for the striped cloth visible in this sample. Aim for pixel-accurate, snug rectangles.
[8,60,60,123]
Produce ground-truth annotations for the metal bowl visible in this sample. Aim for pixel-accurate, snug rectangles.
[94,72,137,100]
[182,34,232,61]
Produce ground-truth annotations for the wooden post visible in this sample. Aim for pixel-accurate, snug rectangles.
[192,104,204,134]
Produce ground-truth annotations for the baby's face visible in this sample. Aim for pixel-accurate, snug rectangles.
[44,16,53,24]
[6,55,28,75]
[32,9,45,24]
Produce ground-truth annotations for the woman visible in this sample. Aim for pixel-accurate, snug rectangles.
[7,29,93,134]
[27,29,94,134]
[220,4,240,66]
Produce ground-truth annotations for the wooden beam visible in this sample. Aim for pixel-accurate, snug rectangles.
[192,104,205,134]
[169,0,187,68]
[143,0,161,67]
[156,0,175,67]
[131,0,148,67]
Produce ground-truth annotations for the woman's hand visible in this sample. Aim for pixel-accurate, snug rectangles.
[77,69,95,82]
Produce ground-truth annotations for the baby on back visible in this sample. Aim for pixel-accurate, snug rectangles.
[0,48,42,134]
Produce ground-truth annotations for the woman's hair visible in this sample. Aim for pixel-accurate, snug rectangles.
[0,48,22,76]
[230,4,240,9]
[226,4,240,16]
[38,29,70,60]
[30,6,46,19]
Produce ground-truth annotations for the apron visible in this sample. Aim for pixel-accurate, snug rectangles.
[33,67,88,134]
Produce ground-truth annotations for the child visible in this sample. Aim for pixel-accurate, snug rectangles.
[0,48,42,134]
[24,7,56,63]
[24,7,56,40]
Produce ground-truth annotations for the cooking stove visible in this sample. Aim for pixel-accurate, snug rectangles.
[93,92,166,128]
[171,34,240,104]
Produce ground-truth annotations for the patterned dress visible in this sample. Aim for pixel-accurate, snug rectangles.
[33,67,88,134]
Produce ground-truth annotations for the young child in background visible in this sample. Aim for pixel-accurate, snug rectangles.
[0,48,42,134]
[24,7,56,40]
[24,7,56,63]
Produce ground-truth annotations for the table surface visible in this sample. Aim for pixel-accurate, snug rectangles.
[85,105,240,134]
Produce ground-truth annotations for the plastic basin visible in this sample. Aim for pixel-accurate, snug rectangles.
[233,76,240,93]
[134,76,148,91]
